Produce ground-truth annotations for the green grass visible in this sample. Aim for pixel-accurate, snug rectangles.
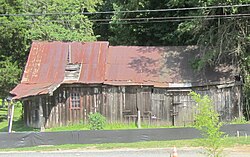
[46,123,89,132]
[46,122,183,132]
[0,137,249,152]
[0,102,38,132]
[47,122,139,132]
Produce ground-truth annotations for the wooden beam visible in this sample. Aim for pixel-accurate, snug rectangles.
[39,97,45,132]
[137,109,141,129]
[8,102,14,133]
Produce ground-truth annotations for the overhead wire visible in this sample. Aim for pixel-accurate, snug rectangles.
[90,13,250,22]
[0,13,249,25]
[0,4,250,17]
[0,4,249,26]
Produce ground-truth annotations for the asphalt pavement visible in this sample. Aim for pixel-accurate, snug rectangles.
[0,148,249,157]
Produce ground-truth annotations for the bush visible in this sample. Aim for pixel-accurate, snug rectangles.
[88,112,106,130]
[230,117,248,124]
[190,91,225,157]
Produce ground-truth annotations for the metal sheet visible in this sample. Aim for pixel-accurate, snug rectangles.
[10,83,59,99]
[77,42,108,83]
[21,41,68,84]
[11,41,109,99]
[11,42,236,99]
[105,46,236,87]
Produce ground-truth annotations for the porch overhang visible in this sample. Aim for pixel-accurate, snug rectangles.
[10,83,60,100]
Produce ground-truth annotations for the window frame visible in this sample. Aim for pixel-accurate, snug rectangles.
[69,88,81,109]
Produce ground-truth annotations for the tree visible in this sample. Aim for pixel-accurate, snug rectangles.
[0,0,103,63]
[94,0,198,46]
[25,0,102,41]
[175,0,250,118]
[0,0,30,67]
[190,91,225,157]
[0,57,21,99]
[0,0,102,97]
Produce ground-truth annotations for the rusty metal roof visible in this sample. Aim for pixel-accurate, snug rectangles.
[11,41,109,99]
[105,46,236,87]
[11,42,236,99]
[10,83,60,99]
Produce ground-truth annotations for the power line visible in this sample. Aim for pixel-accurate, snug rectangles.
[0,4,250,17]
[1,13,250,23]
[91,13,250,22]
[101,15,250,25]
[86,4,250,14]
[0,13,249,25]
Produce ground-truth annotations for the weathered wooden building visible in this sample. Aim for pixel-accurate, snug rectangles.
[11,41,243,128]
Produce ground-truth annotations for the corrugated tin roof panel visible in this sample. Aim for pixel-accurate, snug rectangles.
[105,46,187,86]
[78,42,108,83]
[11,42,237,99]
[13,41,109,99]
[105,46,236,86]
[21,41,68,84]
[10,83,59,99]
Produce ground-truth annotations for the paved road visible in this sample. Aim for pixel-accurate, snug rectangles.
[0,148,249,157]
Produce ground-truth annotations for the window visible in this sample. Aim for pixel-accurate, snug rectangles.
[70,90,80,109]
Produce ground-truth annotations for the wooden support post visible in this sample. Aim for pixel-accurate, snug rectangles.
[84,109,87,124]
[39,97,45,132]
[8,103,14,133]
[236,130,240,138]
[7,100,10,125]
[137,109,141,129]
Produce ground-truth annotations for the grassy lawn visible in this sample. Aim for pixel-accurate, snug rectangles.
[46,122,152,132]
[46,122,185,132]
[0,102,38,132]
[0,137,249,152]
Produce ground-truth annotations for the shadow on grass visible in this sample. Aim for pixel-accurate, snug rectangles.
[0,108,7,112]
[0,115,6,123]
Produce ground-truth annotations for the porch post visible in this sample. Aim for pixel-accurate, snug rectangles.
[39,97,45,131]
[8,102,14,133]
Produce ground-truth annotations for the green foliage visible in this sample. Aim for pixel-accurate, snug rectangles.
[191,51,216,71]
[0,0,103,59]
[0,57,21,98]
[230,117,248,124]
[95,0,197,46]
[25,0,101,42]
[244,74,250,120]
[190,91,225,157]
[0,101,37,132]
[88,112,106,130]
[0,0,102,96]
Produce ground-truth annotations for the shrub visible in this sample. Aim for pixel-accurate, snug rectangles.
[230,117,248,124]
[190,91,225,157]
[88,112,106,130]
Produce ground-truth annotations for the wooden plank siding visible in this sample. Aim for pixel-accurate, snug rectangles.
[22,84,243,129]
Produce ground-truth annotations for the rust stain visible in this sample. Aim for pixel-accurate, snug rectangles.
[12,41,109,99]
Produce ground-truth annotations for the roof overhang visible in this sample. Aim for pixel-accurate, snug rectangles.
[10,83,61,100]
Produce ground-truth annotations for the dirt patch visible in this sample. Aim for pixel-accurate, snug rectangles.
[226,146,250,153]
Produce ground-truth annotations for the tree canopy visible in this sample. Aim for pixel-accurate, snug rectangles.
[0,0,102,98]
